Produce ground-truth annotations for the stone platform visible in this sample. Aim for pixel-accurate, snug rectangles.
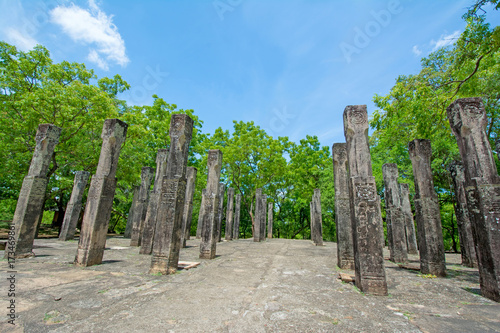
[1,237,499,332]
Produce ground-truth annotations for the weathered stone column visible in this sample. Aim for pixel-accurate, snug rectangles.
[267,202,273,238]
[344,105,387,295]
[140,149,168,255]
[8,124,61,258]
[399,183,418,255]
[448,161,477,268]
[196,190,206,239]
[408,139,446,277]
[75,119,127,267]
[225,188,234,241]
[200,150,223,259]
[309,201,313,239]
[216,183,225,242]
[181,167,197,248]
[124,186,139,238]
[130,167,155,246]
[150,114,193,275]
[332,143,355,269]
[59,171,90,241]
[254,188,263,242]
[233,193,241,239]
[447,98,500,301]
[260,194,267,241]
[311,189,323,246]
[382,163,408,264]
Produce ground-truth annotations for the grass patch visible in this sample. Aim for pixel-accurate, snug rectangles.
[417,273,437,279]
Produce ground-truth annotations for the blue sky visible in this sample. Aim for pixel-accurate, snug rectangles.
[1,0,499,149]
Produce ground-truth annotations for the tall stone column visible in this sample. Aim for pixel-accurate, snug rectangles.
[399,184,418,255]
[311,189,323,246]
[7,124,61,258]
[448,161,477,268]
[408,139,446,277]
[59,171,90,241]
[140,149,169,255]
[196,190,206,239]
[260,194,267,241]
[225,188,235,240]
[267,202,273,239]
[150,115,193,275]
[200,150,223,259]
[447,98,500,301]
[382,163,408,264]
[75,119,128,267]
[181,167,197,248]
[216,183,225,242]
[344,105,387,295]
[254,188,263,242]
[332,143,354,269]
[124,186,139,238]
[130,167,155,246]
[309,201,313,239]
[233,193,241,239]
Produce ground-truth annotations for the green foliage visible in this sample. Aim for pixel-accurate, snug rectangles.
[370,10,500,252]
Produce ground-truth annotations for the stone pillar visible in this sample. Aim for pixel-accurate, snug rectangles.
[75,119,128,267]
[447,98,500,301]
[267,202,273,239]
[309,201,313,239]
[225,188,234,240]
[200,150,223,259]
[382,164,408,264]
[408,139,446,277]
[149,114,193,275]
[130,167,155,246]
[139,149,169,255]
[311,189,323,246]
[254,188,263,242]
[344,105,387,295]
[448,161,477,268]
[8,124,61,258]
[233,193,241,239]
[260,194,267,241]
[196,190,206,239]
[181,167,197,248]
[216,183,225,242]
[399,183,418,255]
[59,171,90,241]
[332,143,355,270]
[124,186,139,238]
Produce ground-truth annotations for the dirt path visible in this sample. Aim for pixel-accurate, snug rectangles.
[1,237,499,332]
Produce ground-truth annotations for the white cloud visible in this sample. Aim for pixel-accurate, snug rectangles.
[6,27,38,51]
[50,0,129,70]
[412,45,422,56]
[431,30,461,51]
[88,49,109,71]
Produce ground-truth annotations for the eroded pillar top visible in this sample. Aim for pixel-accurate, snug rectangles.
[332,143,348,164]
[408,139,435,199]
[383,163,401,208]
[343,105,372,178]
[28,124,62,177]
[153,149,169,189]
[206,150,223,193]
[95,119,128,178]
[447,98,498,184]
[165,114,194,180]
[447,97,486,135]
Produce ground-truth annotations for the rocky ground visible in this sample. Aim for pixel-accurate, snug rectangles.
[1,237,499,332]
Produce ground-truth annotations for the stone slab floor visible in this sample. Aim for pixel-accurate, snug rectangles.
[1,237,499,332]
